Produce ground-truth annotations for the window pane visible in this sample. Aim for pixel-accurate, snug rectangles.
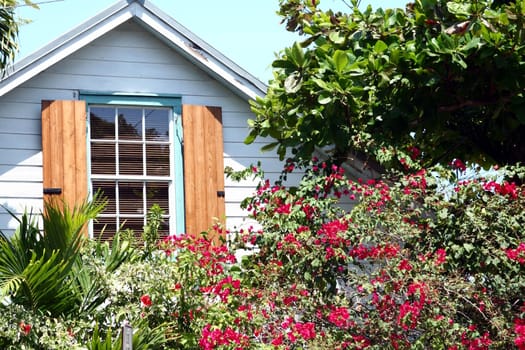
[118,108,142,140]
[119,217,144,236]
[93,216,117,241]
[91,143,116,175]
[145,109,170,141]
[146,182,169,212]
[160,221,170,237]
[146,144,170,176]
[119,182,143,215]
[92,181,116,214]
[119,143,143,175]
[90,107,115,140]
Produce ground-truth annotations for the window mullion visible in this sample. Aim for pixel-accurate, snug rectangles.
[116,180,120,232]
[169,112,176,235]
[143,181,147,228]
[115,107,120,176]
[115,108,120,230]
[142,108,146,177]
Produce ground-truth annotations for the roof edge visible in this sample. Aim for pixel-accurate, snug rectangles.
[140,0,267,95]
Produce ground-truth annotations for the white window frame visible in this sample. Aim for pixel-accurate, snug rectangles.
[81,93,184,239]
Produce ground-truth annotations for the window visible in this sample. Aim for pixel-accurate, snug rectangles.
[41,99,225,243]
[83,95,183,241]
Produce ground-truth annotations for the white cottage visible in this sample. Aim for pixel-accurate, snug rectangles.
[0,0,286,241]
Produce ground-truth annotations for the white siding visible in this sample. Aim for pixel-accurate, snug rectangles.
[0,20,285,234]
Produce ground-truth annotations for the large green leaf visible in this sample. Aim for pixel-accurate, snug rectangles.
[332,50,349,73]
[446,1,472,18]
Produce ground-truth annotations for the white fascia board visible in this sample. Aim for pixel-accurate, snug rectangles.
[0,10,133,97]
[133,5,262,101]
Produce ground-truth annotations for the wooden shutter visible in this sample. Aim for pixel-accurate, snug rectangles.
[41,100,87,210]
[182,105,225,243]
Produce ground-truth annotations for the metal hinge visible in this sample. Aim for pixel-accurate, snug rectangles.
[43,188,62,195]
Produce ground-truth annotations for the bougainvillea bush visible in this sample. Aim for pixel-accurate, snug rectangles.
[1,160,524,349]
[217,160,525,349]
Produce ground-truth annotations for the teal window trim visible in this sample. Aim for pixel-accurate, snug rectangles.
[80,92,185,236]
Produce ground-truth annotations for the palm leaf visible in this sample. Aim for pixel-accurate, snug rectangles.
[70,263,107,314]
[0,0,19,74]
[41,193,106,259]
[0,195,106,315]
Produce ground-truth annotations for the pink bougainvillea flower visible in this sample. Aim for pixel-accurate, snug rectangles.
[506,243,525,264]
[398,259,413,271]
[515,318,525,349]
[435,248,447,265]
[327,306,351,329]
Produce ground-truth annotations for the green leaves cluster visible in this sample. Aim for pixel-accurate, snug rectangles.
[248,0,525,168]
[0,1,38,74]
[0,200,172,349]
[0,197,104,315]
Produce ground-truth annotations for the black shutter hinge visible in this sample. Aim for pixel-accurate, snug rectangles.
[43,188,62,195]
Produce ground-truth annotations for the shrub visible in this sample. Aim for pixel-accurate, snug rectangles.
[223,160,525,348]
[1,161,524,349]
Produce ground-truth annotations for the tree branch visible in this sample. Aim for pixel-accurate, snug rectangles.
[438,96,511,113]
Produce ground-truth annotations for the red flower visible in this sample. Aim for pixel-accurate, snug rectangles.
[276,203,292,214]
[407,146,421,160]
[434,248,447,265]
[140,294,152,307]
[398,259,412,271]
[515,318,525,350]
[450,158,466,172]
[506,243,525,264]
[327,306,351,328]
[295,322,316,340]
[20,322,31,336]
[271,334,284,346]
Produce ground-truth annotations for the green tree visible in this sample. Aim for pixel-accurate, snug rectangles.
[247,0,525,169]
[0,1,36,73]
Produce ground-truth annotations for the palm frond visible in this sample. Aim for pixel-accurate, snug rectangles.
[0,0,19,74]
[70,263,106,314]
[96,231,136,272]
[0,195,107,315]
[42,193,106,260]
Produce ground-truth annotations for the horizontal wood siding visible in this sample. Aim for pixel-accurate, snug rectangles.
[0,19,285,234]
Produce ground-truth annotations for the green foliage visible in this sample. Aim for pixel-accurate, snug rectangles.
[248,0,525,168]
[0,196,104,315]
[0,1,38,74]
[72,231,137,315]
[1,164,523,348]
[0,201,174,348]
[228,161,525,347]
[86,321,167,350]
[142,203,164,257]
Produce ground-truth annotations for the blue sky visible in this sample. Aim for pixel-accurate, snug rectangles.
[15,0,407,83]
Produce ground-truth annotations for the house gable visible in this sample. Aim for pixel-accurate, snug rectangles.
[0,0,266,100]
